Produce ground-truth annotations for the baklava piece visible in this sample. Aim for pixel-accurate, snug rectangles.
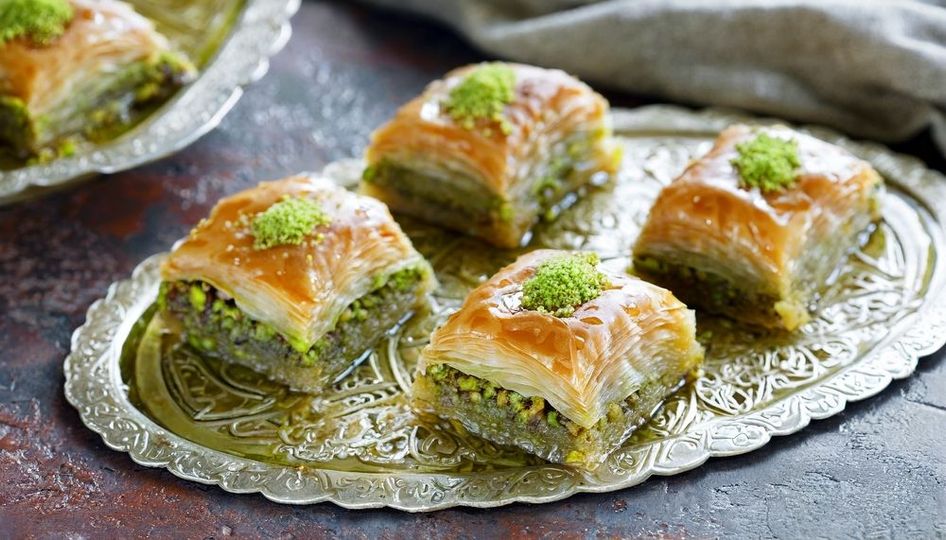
[362,62,621,249]
[160,175,437,394]
[633,125,883,330]
[412,250,703,469]
[0,0,197,160]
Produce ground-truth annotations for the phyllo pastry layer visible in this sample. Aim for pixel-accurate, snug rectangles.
[633,124,883,331]
[362,62,621,249]
[412,250,703,469]
[0,0,196,160]
[160,175,437,394]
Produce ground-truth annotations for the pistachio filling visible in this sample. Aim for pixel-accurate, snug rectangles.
[1,52,196,160]
[159,265,427,370]
[521,252,609,317]
[419,364,679,466]
[632,255,786,324]
[731,133,800,193]
[362,158,504,222]
[0,96,36,158]
[425,364,621,436]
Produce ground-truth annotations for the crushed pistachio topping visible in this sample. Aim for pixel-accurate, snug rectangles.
[0,0,74,45]
[250,196,330,250]
[730,133,801,193]
[444,63,516,134]
[521,253,609,317]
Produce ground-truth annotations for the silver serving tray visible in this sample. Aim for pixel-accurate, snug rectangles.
[0,0,300,205]
[64,106,946,511]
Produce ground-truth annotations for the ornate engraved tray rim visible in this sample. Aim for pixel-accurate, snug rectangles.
[0,0,301,205]
[64,106,946,511]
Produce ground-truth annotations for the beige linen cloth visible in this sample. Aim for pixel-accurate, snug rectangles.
[365,0,946,153]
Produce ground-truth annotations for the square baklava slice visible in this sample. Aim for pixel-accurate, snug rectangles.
[0,0,196,160]
[412,250,703,469]
[633,125,883,330]
[362,62,621,249]
[160,175,437,394]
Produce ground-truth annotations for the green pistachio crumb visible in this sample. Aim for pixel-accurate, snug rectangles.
[300,338,327,367]
[188,284,207,312]
[251,196,330,250]
[521,253,609,317]
[362,165,378,183]
[367,267,421,295]
[157,283,170,312]
[389,266,423,292]
[497,201,514,223]
[546,411,560,428]
[286,333,310,354]
[458,376,478,392]
[371,273,385,290]
[508,392,525,411]
[253,323,276,342]
[429,364,447,381]
[58,138,77,158]
[187,333,215,352]
[565,450,585,464]
[531,155,572,207]
[731,133,800,193]
[444,63,516,134]
[0,0,74,45]
[528,397,544,417]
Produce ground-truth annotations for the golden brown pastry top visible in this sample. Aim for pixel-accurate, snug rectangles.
[365,63,611,195]
[0,0,168,113]
[161,175,434,347]
[635,125,882,282]
[419,250,702,429]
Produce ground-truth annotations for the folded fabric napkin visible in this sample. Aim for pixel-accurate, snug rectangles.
[365,0,946,154]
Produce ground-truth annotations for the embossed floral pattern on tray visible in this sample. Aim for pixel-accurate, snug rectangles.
[64,106,946,511]
[0,0,300,204]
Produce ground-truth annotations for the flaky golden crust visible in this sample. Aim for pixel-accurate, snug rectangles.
[419,250,703,429]
[634,124,882,329]
[161,175,434,347]
[365,63,611,196]
[0,0,169,114]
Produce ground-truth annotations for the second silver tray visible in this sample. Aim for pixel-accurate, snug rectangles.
[0,0,300,204]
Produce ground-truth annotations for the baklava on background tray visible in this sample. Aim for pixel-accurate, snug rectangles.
[362,62,621,249]
[0,0,196,161]
[412,250,704,469]
[160,175,437,394]
[633,125,883,330]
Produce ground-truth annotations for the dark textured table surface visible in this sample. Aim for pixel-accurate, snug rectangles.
[1,1,945,538]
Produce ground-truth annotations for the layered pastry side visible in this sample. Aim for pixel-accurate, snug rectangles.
[159,175,437,394]
[412,250,704,469]
[362,62,622,249]
[633,125,884,331]
[0,0,197,161]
